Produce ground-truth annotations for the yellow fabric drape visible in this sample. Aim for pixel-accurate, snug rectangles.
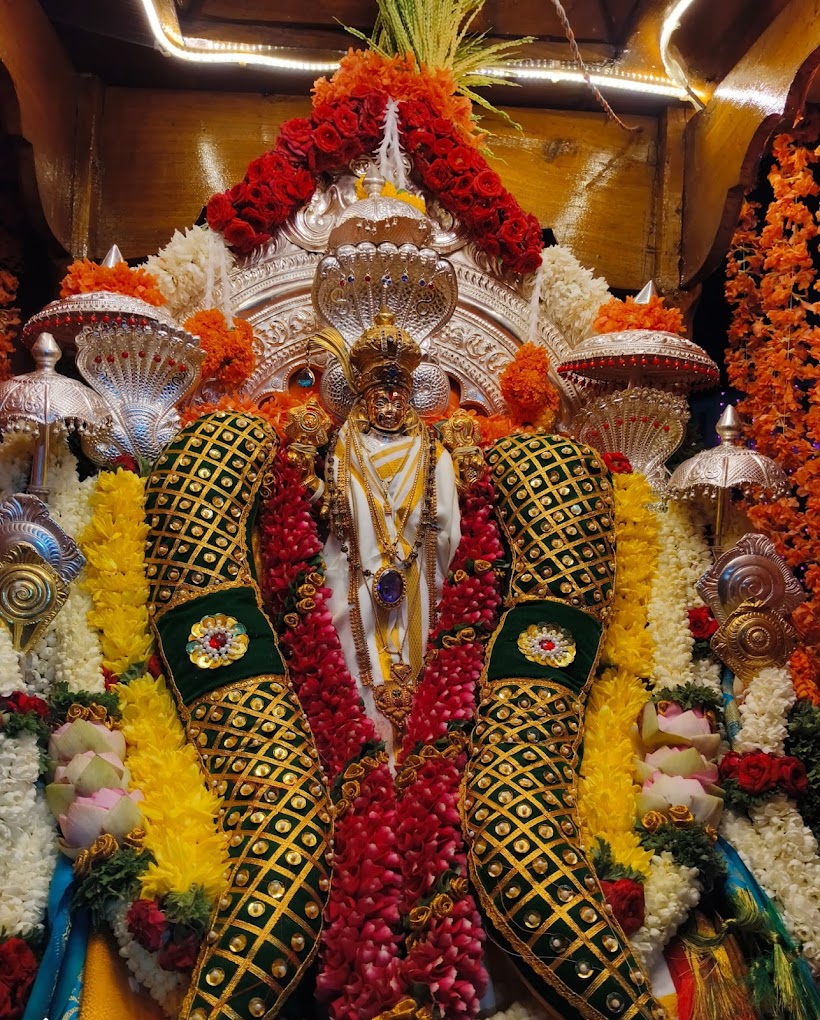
[79,932,167,1020]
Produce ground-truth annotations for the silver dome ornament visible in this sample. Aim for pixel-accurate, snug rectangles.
[327,165,434,250]
[76,319,205,467]
[22,244,177,351]
[0,333,111,500]
[667,405,789,552]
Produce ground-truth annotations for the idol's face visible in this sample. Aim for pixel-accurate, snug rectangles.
[365,385,411,432]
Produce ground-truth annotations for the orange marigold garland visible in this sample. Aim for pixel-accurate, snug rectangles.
[499,342,560,430]
[183,309,256,390]
[60,259,166,306]
[593,294,686,335]
[0,269,20,382]
[313,50,480,146]
[724,122,820,705]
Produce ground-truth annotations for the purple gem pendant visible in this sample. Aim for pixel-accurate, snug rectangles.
[372,565,406,609]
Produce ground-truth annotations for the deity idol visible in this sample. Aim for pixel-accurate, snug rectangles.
[134,179,664,1018]
[313,306,461,756]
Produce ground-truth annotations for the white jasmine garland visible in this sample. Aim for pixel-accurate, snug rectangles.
[0,431,33,500]
[721,801,820,973]
[535,245,611,348]
[20,626,57,697]
[0,621,23,697]
[485,1003,546,1020]
[734,665,795,755]
[628,852,701,973]
[647,500,721,693]
[110,902,188,1016]
[144,225,234,323]
[0,733,57,936]
[48,443,105,694]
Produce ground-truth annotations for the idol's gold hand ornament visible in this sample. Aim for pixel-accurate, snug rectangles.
[441,409,486,492]
[284,398,332,499]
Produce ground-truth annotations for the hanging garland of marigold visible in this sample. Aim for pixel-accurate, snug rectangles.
[498,343,561,430]
[182,308,256,390]
[724,121,820,704]
[592,294,686,335]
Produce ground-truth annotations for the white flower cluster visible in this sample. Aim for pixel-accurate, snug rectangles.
[722,800,820,973]
[144,225,234,323]
[647,501,720,693]
[735,665,795,755]
[0,623,22,697]
[485,1001,547,1020]
[629,852,701,972]
[21,626,57,697]
[535,245,611,348]
[110,902,188,1017]
[0,733,57,936]
[48,449,105,694]
[0,431,33,501]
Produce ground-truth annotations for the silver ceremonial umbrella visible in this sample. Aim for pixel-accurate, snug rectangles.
[667,405,789,552]
[0,332,111,500]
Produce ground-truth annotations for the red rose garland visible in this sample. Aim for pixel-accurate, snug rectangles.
[0,938,38,1020]
[394,476,505,1019]
[206,90,543,274]
[259,454,506,1019]
[719,749,808,798]
[259,451,404,1020]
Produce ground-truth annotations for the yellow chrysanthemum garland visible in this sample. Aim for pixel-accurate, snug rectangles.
[577,473,660,878]
[117,674,228,900]
[80,468,152,674]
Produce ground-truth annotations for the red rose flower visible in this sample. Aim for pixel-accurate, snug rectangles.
[333,103,359,138]
[400,99,434,129]
[600,878,645,936]
[4,691,49,719]
[0,937,38,1016]
[275,166,316,204]
[737,752,777,795]
[405,129,436,153]
[446,146,474,174]
[313,122,343,156]
[473,169,503,199]
[498,214,528,247]
[425,158,454,191]
[277,117,314,159]
[688,606,719,640]
[223,218,268,254]
[432,117,455,137]
[146,653,165,679]
[158,932,200,971]
[228,181,249,206]
[719,750,742,780]
[432,136,455,157]
[777,755,808,795]
[450,192,475,216]
[312,102,336,123]
[241,207,270,233]
[602,451,633,474]
[205,192,235,232]
[126,899,168,953]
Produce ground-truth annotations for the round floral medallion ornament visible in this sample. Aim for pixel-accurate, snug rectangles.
[517,622,576,668]
[186,613,249,669]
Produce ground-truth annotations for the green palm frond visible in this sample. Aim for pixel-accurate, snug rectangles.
[341,0,533,131]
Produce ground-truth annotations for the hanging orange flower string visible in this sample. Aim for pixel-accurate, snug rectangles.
[724,122,820,705]
[0,268,20,382]
[183,308,256,391]
[592,294,686,335]
[60,259,166,306]
[499,342,561,430]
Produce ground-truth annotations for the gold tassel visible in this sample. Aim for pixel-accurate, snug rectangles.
[682,912,756,1020]
[310,326,355,387]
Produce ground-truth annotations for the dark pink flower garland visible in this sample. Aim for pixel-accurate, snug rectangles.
[205,91,543,274]
[395,476,505,1019]
[259,451,405,1019]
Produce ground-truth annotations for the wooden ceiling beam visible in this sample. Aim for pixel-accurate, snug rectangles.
[681,0,820,287]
